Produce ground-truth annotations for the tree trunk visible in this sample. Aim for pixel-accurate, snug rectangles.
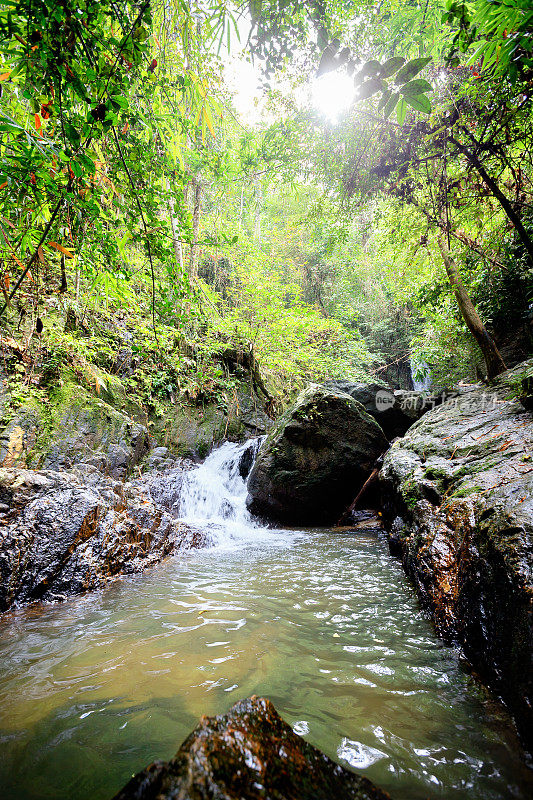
[239,181,244,232]
[168,200,184,274]
[59,255,67,293]
[437,236,507,380]
[450,136,533,266]
[165,177,183,275]
[254,177,262,242]
[188,179,202,278]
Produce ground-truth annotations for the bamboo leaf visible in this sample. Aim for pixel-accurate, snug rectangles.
[47,241,75,258]
[203,105,215,137]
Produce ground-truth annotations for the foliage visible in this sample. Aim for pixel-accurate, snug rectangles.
[444,0,533,84]
[1,0,533,437]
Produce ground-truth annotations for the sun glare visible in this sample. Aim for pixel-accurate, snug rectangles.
[312,71,355,122]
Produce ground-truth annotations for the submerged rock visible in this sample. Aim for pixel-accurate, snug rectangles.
[111,696,391,800]
[323,380,440,439]
[247,385,388,525]
[380,360,533,754]
[0,465,209,612]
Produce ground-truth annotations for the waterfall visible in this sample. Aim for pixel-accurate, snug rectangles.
[177,438,275,548]
[410,359,431,391]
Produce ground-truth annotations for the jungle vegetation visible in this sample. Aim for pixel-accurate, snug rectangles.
[0,0,532,418]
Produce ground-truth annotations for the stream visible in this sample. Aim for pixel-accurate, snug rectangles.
[0,440,532,800]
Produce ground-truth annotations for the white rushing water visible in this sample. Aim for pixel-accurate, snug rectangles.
[410,358,432,391]
[177,438,286,548]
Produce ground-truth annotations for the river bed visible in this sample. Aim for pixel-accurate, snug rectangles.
[0,442,531,799]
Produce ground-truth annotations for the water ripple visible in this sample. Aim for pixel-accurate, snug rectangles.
[0,522,531,799]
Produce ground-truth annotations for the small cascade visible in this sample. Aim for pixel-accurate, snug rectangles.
[410,358,431,391]
[177,438,269,547]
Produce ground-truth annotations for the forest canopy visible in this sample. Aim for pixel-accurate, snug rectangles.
[1,0,532,413]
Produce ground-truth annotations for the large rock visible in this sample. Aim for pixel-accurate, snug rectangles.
[111,696,391,800]
[0,464,208,612]
[247,385,388,525]
[323,380,440,439]
[379,359,533,754]
[0,382,150,479]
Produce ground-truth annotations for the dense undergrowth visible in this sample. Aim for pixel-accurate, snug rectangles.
[1,0,532,429]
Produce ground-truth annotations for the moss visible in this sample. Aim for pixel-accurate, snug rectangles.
[424,465,452,481]
[196,439,211,459]
[450,483,483,498]
[401,477,422,509]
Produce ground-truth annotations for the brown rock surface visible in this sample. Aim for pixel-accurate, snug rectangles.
[111,696,392,800]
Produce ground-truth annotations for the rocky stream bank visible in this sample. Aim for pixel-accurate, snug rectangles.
[244,366,533,757]
[380,361,533,755]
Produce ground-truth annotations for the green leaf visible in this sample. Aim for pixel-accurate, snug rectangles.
[110,94,128,109]
[355,59,380,84]
[403,93,431,114]
[65,123,81,147]
[396,97,407,125]
[400,78,433,96]
[69,160,83,178]
[78,152,96,174]
[383,93,399,119]
[378,90,392,111]
[395,57,432,85]
[378,57,405,79]
[358,77,384,100]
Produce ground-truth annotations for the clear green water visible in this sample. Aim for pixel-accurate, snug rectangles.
[0,529,531,800]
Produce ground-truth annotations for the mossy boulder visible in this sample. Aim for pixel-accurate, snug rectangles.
[246,385,388,525]
[112,696,392,800]
[0,382,150,479]
[150,386,272,460]
[0,375,273,474]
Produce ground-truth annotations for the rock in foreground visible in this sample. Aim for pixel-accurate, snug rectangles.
[0,465,207,612]
[111,696,391,800]
[247,385,389,524]
[380,361,533,754]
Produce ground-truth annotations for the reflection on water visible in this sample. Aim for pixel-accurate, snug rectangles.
[0,529,531,800]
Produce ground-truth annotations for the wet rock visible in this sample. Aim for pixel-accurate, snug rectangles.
[323,379,440,439]
[0,465,210,612]
[247,385,388,525]
[238,436,263,480]
[380,359,533,754]
[111,696,391,800]
[131,461,196,517]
